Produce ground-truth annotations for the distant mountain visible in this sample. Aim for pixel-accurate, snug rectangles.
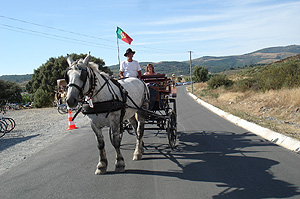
[2,45,300,81]
[189,45,300,73]
[0,74,32,83]
[109,44,300,75]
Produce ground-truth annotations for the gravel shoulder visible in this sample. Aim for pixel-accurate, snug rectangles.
[0,107,90,175]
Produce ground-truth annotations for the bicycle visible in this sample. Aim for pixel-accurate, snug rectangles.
[0,120,8,138]
[57,102,82,114]
[0,109,15,138]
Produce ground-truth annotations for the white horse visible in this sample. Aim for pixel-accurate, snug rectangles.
[65,53,149,174]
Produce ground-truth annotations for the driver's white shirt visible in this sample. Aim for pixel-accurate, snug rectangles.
[120,60,141,78]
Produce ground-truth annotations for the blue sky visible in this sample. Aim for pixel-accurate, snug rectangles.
[1,0,300,75]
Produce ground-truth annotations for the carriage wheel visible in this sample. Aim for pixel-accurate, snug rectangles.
[167,110,177,149]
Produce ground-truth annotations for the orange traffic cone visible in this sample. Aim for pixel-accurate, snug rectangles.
[171,86,177,97]
[67,109,78,130]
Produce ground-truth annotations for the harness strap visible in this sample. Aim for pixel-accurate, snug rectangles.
[82,100,126,115]
[72,106,82,121]
[84,67,96,97]
[91,74,109,99]
[125,80,149,110]
[68,83,83,95]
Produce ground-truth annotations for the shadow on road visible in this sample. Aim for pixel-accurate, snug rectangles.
[0,134,40,152]
[125,130,300,199]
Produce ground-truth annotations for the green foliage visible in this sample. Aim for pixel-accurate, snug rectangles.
[26,54,110,107]
[193,65,208,82]
[0,80,22,103]
[232,54,300,92]
[207,74,233,89]
[33,88,52,108]
[234,78,258,92]
[256,59,300,91]
[22,93,33,104]
[177,77,182,82]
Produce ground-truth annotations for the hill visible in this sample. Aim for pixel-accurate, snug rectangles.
[0,74,32,83]
[2,45,300,80]
[189,53,300,140]
[109,45,300,75]
[190,45,300,73]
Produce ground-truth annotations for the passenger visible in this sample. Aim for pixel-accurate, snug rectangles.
[143,64,157,75]
[119,48,142,79]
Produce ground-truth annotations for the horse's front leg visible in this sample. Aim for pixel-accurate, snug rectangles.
[91,122,108,175]
[133,111,146,160]
[110,121,125,173]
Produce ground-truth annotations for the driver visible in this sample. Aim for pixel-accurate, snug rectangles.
[119,48,142,79]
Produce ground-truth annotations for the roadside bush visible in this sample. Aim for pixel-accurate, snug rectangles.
[33,88,52,108]
[207,74,233,89]
[235,78,258,92]
[256,59,300,91]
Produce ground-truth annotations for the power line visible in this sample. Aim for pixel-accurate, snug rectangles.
[0,15,185,54]
[0,23,116,50]
[0,15,114,43]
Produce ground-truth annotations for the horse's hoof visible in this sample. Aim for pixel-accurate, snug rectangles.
[133,154,142,160]
[95,168,107,175]
[115,166,125,173]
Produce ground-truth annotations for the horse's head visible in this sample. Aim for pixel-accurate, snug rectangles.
[65,52,90,108]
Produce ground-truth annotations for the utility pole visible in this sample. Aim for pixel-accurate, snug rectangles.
[189,51,193,93]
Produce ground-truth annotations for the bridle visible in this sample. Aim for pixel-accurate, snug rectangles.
[64,64,96,99]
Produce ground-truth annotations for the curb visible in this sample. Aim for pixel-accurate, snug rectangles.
[188,92,300,154]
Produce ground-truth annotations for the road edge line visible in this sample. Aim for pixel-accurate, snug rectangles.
[188,92,300,154]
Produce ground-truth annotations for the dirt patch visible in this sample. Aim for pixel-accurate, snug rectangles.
[0,108,90,175]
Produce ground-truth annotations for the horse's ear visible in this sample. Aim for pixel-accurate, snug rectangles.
[83,52,90,66]
[67,54,74,67]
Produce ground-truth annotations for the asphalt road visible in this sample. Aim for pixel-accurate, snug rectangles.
[1,87,300,199]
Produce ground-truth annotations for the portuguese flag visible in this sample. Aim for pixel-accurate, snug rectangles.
[116,26,133,45]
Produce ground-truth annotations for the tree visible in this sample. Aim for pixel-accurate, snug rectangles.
[193,65,208,82]
[26,54,111,107]
[0,80,22,103]
[33,88,52,108]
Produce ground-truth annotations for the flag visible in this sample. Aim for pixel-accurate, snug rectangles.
[116,26,133,45]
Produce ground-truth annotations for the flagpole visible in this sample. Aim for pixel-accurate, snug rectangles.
[117,34,121,67]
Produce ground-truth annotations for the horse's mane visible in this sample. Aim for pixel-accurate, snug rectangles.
[88,62,110,77]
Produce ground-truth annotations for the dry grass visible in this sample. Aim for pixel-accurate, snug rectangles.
[188,83,300,140]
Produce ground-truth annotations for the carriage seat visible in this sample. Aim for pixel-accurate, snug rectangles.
[141,74,170,111]
[141,74,166,83]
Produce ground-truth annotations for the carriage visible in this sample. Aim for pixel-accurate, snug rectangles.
[55,79,67,106]
[55,79,69,114]
[56,79,82,114]
[123,74,178,149]
[65,53,178,174]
